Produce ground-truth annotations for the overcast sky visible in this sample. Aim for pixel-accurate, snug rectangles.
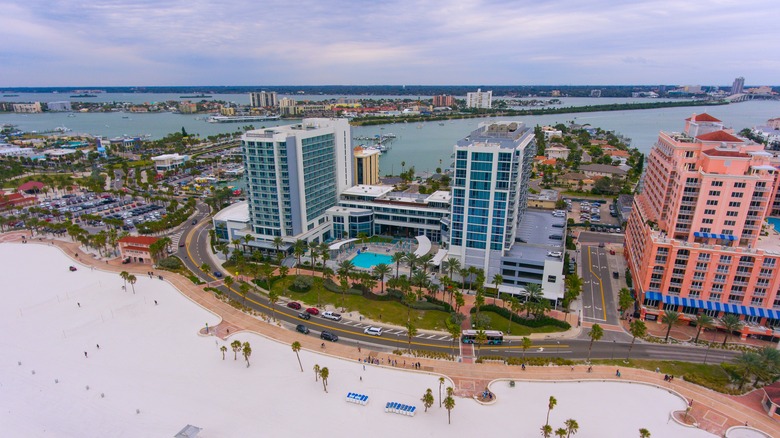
[2,0,778,87]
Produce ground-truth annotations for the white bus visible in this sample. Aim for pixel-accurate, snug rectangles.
[461,329,504,345]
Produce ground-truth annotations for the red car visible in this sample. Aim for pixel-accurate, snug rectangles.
[305,307,319,316]
[287,302,302,310]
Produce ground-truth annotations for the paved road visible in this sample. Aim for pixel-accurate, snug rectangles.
[173,206,740,363]
[578,231,625,245]
[580,245,621,325]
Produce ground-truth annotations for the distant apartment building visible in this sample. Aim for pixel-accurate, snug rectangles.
[625,113,780,338]
[732,77,745,95]
[590,89,602,98]
[249,91,278,108]
[178,101,198,114]
[279,98,301,116]
[768,118,780,130]
[545,146,570,160]
[151,153,189,173]
[466,89,492,109]
[47,101,72,112]
[13,102,42,113]
[432,94,455,107]
[353,146,380,185]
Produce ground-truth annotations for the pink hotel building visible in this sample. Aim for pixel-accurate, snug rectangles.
[625,114,780,341]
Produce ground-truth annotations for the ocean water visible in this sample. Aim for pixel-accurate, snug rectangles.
[2,93,779,175]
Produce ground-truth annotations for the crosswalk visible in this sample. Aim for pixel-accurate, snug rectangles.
[169,229,185,248]
[340,319,451,341]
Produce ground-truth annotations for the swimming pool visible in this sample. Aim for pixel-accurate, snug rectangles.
[351,252,394,269]
[768,217,780,233]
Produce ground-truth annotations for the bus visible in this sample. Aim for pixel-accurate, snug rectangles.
[461,330,504,345]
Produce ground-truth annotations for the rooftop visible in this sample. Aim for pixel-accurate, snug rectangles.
[579,164,628,175]
[341,185,394,198]
[696,130,743,143]
[151,153,188,160]
[686,113,722,122]
[213,201,249,223]
[118,236,159,246]
[702,148,750,158]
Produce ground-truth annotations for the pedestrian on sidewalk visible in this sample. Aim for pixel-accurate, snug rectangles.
[84,351,88,358]
[77,302,81,308]
[96,344,100,349]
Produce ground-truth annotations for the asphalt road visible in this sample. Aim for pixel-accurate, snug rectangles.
[580,245,620,325]
[171,204,741,363]
[578,231,625,245]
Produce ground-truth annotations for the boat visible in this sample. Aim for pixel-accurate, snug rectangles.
[67,114,76,117]
[207,115,280,123]
[438,122,445,126]
[122,116,130,119]
[3,94,19,97]
[54,126,71,133]
[70,94,97,98]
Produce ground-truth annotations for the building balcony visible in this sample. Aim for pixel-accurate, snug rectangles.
[749,205,764,212]
[738,261,754,268]
[732,281,749,287]
[679,200,697,207]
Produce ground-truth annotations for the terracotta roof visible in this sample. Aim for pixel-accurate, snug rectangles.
[764,381,780,405]
[686,113,722,122]
[696,130,742,142]
[607,150,630,157]
[119,236,159,246]
[702,148,749,158]
[18,181,44,191]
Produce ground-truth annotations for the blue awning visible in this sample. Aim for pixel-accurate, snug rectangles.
[693,231,737,241]
[768,309,780,320]
[645,291,662,301]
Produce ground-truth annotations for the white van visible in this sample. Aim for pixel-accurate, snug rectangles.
[322,311,342,321]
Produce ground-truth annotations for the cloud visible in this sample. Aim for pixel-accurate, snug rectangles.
[1,0,779,85]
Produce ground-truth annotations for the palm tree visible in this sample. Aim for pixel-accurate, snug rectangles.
[491,273,503,304]
[448,324,461,357]
[412,270,428,297]
[242,341,252,367]
[223,276,234,295]
[720,314,743,346]
[242,234,254,252]
[392,252,405,279]
[406,321,418,351]
[438,377,445,408]
[693,313,714,343]
[733,351,763,389]
[230,340,242,360]
[273,236,284,258]
[587,324,604,362]
[522,336,533,362]
[458,267,470,296]
[239,283,250,305]
[639,428,651,438]
[421,388,434,412]
[313,364,320,382]
[442,258,461,282]
[127,274,137,294]
[269,289,280,321]
[220,345,227,360]
[525,283,543,317]
[200,263,211,276]
[627,320,646,361]
[373,263,391,294]
[545,395,557,427]
[405,252,420,274]
[555,428,567,438]
[660,310,680,342]
[308,241,318,277]
[474,290,485,328]
[119,271,129,290]
[319,367,329,393]
[443,387,455,424]
[293,240,306,275]
[541,425,553,438]
[475,330,487,357]
[291,341,303,372]
[564,418,579,438]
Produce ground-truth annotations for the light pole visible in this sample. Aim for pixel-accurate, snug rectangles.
[610,340,617,360]
[703,328,715,365]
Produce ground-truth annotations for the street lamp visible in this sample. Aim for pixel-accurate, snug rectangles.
[703,328,716,365]
[610,340,617,360]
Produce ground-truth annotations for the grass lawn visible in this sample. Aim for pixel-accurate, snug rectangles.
[479,311,567,336]
[591,359,734,393]
[273,276,451,331]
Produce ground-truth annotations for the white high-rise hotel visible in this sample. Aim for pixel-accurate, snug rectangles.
[242,118,352,244]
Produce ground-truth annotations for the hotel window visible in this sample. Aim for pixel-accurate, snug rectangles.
[702,219,713,224]
[764,259,776,267]
[708,190,720,196]
[711,181,723,187]
[722,230,733,235]
[731,192,743,198]
[724,220,736,226]
[734,182,746,188]
[728,201,741,207]
[726,211,739,217]
[704,209,715,215]
[706,200,718,206]
[699,228,711,233]
[751,297,764,306]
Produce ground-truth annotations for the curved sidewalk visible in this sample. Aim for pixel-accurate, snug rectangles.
[6,231,778,437]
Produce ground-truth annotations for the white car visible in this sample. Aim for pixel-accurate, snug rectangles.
[363,326,383,336]
[547,251,563,258]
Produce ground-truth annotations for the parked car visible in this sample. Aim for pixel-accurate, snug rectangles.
[296,324,310,334]
[305,307,320,316]
[213,271,223,278]
[191,219,197,225]
[298,312,311,320]
[612,271,620,279]
[287,302,302,310]
[179,241,186,247]
[363,326,383,336]
[320,331,339,342]
[609,249,616,255]
[547,251,563,258]
[322,311,342,321]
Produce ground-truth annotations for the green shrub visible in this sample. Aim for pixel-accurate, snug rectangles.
[425,296,454,313]
[476,355,573,366]
[290,275,313,292]
[157,256,183,270]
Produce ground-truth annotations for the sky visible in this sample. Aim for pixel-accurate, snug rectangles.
[1,0,779,87]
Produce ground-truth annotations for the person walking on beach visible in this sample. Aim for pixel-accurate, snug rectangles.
[84,351,88,358]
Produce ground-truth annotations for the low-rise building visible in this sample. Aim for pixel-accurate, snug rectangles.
[152,153,189,174]
[13,102,42,113]
[579,164,628,178]
[118,236,159,264]
[545,146,570,160]
[466,89,492,109]
[47,101,72,112]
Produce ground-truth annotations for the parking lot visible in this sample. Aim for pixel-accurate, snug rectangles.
[565,198,622,228]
